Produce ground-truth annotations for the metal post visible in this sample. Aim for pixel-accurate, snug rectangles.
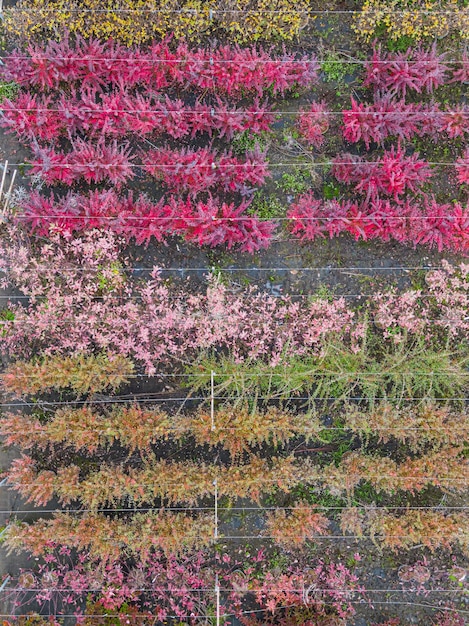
[0,576,10,593]
[3,169,16,213]
[211,370,215,431]
[215,574,220,626]
[213,478,218,539]
[0,161,8,199]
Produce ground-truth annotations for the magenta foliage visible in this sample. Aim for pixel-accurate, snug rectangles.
[342,96,434,148]
[31,140,134,186]
[248,560,363,620]
[1,36,318,96]
[1,229,469,374]
[332,146,432,201]
[18,190,275,252]
[1,93,65,141]
[1,90,274,144]
[456,148,469,185]
[364,43,449,96]
[296,100,329,148]
[451,52,469,84]
[342,96,468,148]
[438,105,469,138]
[142,146,269,195]
[288,192,469,253]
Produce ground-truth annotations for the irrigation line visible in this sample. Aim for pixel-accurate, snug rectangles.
[2,108,468,117]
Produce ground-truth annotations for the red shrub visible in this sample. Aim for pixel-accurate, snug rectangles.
[288,193,469,253]
[342,96,432,148]
[2,90,275,144]
[142,146,269,195]
[364,43,448,96]
[31,140,134,186]
[332,146,432,201]
[296,101,329,148]
[17,191,275,252]
[456,148,469,185]
[451,52,469,83]
[1,37,318,96]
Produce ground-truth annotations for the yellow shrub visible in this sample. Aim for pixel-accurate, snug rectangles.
[3,0,311,44]
[353,0,469,42]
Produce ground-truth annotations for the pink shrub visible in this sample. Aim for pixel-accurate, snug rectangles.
[142,146,269,195]
[17,191,275,252]
[31,140,134,186]
[1,37,318,96]
[288,193,469,253]
[438,105,469,138]
[451,52,469,83]
[364,43,448,96]
[296,101,329,148]
[343,97,431,148]
[332,146,432,202]
[1,91,275,144]
[456,148,469,185]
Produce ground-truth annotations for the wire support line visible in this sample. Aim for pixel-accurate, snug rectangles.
[2,56,468,66]
[2,108,468,115]
[4,476,469,487]
[2,587,466,594]
[3,6,468,13]
[3,605,469,619]
[2,395,469,407]
[0,264,447,272]
[2,506,469,514]
[6,371,469,379]
[2,159,464,168]
[0,293,456,301]
[10,213,469,221]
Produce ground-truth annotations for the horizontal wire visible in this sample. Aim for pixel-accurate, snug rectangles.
[1,534,468,541]
[3,160,462,167]
[3,7,468,13]
[2,505,469,513]
[5,371,469,379]
[4,605,469,619]
[0,293,452,300]
[1,57,467,66]
[10,214,469,221]
[2,107,468,116]
[2,587,465,594]
[2,396,468,407]
[0,264,446,271]
[4,476,468,487]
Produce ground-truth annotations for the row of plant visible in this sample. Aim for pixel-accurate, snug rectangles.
[3,402,466,455]
[342,96,468,147]
[2,546,465,626]
[3,0,312,45]
[2,348,468,559]
[2,37,319,95]
[354,0,469,43]
[3,545,369,625]
[1,230,468,378]
[2,93,275,142]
